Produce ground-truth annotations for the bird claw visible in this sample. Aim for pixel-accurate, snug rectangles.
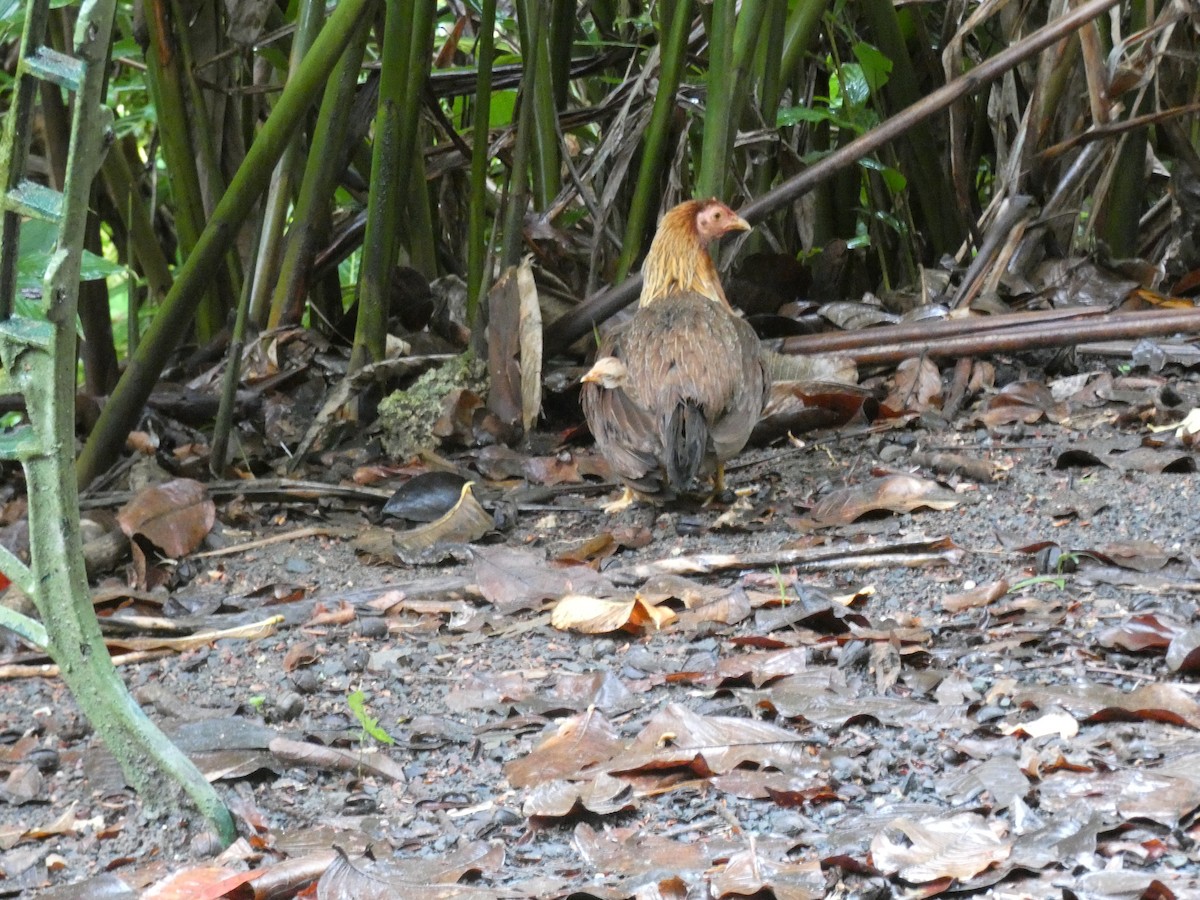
[602,486,638,514]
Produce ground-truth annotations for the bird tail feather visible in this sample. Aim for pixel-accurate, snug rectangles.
[666,401,707,492]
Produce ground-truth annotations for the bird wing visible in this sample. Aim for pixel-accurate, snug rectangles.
[707,312,768,461]
[622,292,739,420]
[580,327,671,495]
[619,291,766,487]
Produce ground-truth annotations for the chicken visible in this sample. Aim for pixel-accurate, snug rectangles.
[582,199,767,509]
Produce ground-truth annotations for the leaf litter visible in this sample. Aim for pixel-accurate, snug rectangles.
[10,287,1200,899]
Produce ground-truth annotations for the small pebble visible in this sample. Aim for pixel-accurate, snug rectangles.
[291,670,321,694]
[356,617,389,639]
[272,692,304,722]
[284,557,313,575]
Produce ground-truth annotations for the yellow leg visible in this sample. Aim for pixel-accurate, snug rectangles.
[714,461,726,494]
[602,486,637,514]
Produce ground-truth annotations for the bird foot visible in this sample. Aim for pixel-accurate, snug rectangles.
[701,487,737,507]
[602,486,638,514]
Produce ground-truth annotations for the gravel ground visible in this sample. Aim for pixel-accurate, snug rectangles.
[4,361,1200,899]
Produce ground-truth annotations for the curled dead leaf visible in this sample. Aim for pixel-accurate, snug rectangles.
[551,594,677,634]
[358,482,493,566]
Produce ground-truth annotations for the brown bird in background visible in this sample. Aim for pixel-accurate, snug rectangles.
[582,199,767,510]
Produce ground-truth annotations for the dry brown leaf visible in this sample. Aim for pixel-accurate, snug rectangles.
[870,813,1011,882]
[282,641,317,673]
[358,482,492,565]
[550,594,676,634]
[473,547,613,614]
[942,579,1009,612]
[710,847,826,900]
[809,474,960,526]
[520,773,634,817]
[522,454,583,486]
[606,703,809,778]
[316,842,505,899]
[885,357,943,414]
[506,710,622,788]
[516,257,542,433]
[572,822,715,877]
[117,478,215,558]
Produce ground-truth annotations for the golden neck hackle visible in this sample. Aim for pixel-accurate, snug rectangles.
[637,201,730,308]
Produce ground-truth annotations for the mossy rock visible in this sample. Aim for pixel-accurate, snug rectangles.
[377,353,488,460]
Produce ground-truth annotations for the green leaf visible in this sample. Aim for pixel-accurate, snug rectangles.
[777,104,860,132]
[838,63,871,109]
[347,690,395,745]
[488,89,517,128]
[859,157,908,193]
[16,220,124,297]
[851,42,892,94]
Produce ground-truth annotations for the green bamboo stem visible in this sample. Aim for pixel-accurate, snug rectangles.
[99,144,173,301]
[856,0,962,255]
[548,0,575,110]
[249,0,326,327]
[351,0,415,372]
[515,0,559,211]
[403,147,437,279]
[499,7,545,267]
[142,0,224,338]
[615,0,693,280]
[351,0,436,371]
[745,0,787,252]
[399,1,438,273]
[723,0,768,195]
[142,0,207,263]
[211,210,262,476]
[79,209,118,395]
[696,0,736,198]
[77,0,373,488]
[780,0,829,78]
[167,0,240,338]
[268,11,372,329]
[466,0,498,322]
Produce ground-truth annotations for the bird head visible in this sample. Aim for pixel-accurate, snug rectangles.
[581,356,628,389]
[638,199,752,308]
[694,200,751,245]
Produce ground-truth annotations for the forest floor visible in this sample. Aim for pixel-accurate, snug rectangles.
[3,351,1200,900]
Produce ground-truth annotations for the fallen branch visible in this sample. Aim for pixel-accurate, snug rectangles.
[775,305,1110,355]
[777,307,1200,367]
[610,537,964,582]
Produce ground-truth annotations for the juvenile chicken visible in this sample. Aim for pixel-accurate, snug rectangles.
[582,199,767,509]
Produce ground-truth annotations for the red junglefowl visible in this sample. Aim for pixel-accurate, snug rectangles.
[582,199,767,510]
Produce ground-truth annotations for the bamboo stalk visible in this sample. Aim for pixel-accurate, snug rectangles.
[352,0,427,371]
[165,0,237,338]
[777,306,1108,354]
[500,3,546,267]
[780,0,828,78]
[249,0,326,327]
[466,0,498,322]
[99,144,173,302]
[696,0,735,198]
[614,0,694,280]
[856,0,962,256]
[77,0,374,488]
[516,0,560,211]
[268,11,373,329]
